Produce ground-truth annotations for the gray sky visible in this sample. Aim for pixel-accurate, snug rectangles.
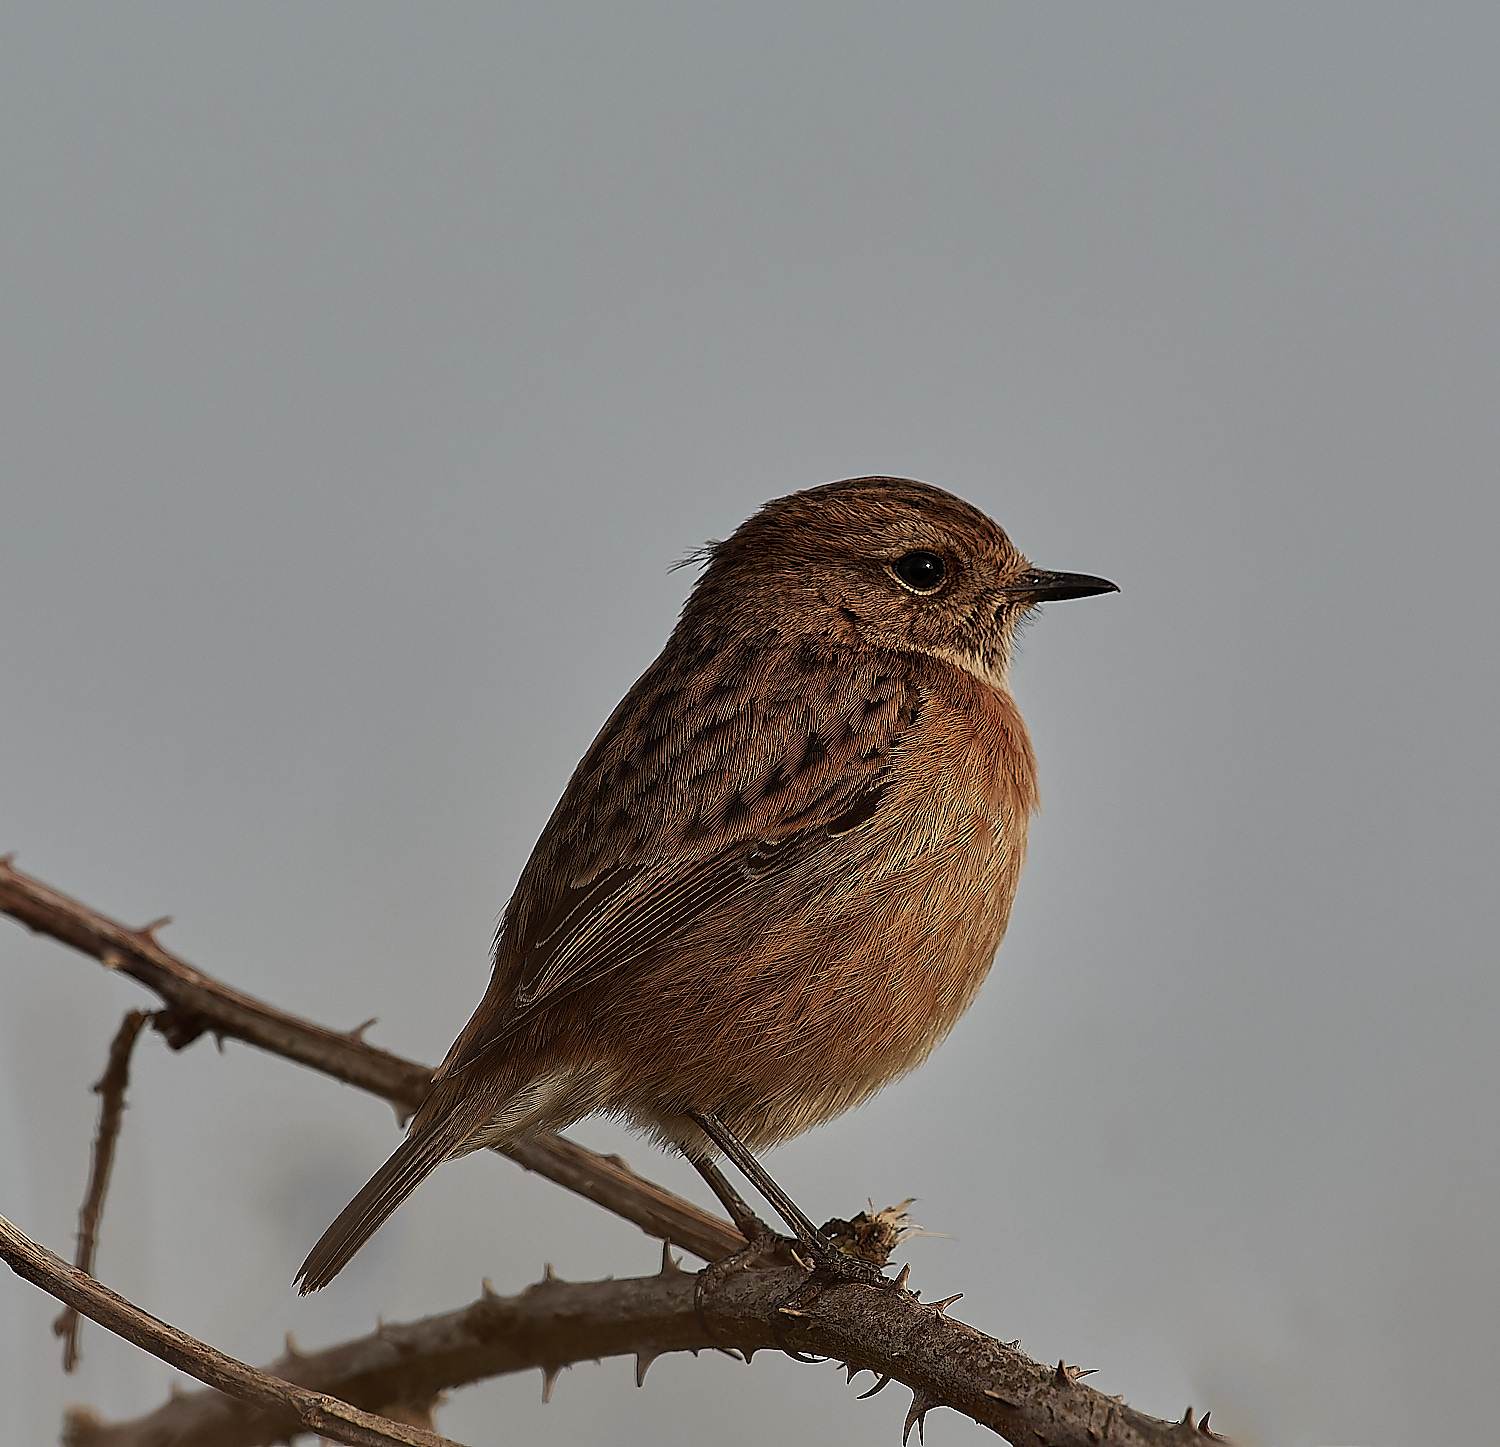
[3,6,1497,1445]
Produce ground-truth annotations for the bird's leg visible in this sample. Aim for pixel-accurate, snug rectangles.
[686,1152,792,1287]
[688,1154,777,1244]
[686,1109,887,1288]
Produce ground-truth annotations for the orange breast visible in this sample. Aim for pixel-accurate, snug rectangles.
[655,662,1039,1146]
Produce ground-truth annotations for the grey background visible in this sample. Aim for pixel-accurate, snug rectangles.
[2,6,1496,1445]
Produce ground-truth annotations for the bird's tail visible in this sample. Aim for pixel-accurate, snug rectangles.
[295,1087,500,1293]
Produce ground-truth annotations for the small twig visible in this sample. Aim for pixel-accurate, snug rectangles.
[0,1212,465,1447]
[54,1008,151,1372]
[0,856,742,1263]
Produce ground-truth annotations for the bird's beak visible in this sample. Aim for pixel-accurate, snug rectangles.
[1005,568,1119,603]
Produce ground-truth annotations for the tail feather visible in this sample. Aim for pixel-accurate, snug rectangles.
[295,1090,498,1293]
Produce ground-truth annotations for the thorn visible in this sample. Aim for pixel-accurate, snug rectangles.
[169,1380,185,1401]
[844,1362,861,1384]
[1181,1406,1197,1429]
[742,1347,758,1365]
[375,1315,392,1338]
[778,1306,809,1318]
[856,1373,893,1400]
[138,916,172,941]
[1054,1359,1071,1389]
[716,1347,745,1362]
[211,1029,226,1054]
[1199,1411,1221,1438]
[283,1331,302,1360]
[541,1365,559,1403]
[635,1350,660,1387]
[346,1017,379,1043]
[658,1240,682,1275]
[931,1293,963,1315]
[542,1262,559,1283]
[1075,1367,1098,1379]
[391,1102,413,1128]
[481,1278,499,1300]
[903,1388,940,1445]
[983,1389,1019,1407]
[893,1263,912,1293]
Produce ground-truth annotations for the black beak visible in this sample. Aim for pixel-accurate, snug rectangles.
[1006,568,1119,603]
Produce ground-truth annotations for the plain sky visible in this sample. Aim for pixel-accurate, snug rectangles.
[3,6,1497,1446]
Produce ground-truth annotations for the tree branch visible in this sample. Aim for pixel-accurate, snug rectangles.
[60,1244,1224,1447]
[0,1212,465,1447]
[0,855,741,1263]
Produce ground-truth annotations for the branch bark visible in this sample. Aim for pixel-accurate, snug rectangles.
[56,1245,1223,1447]
[0,1212,464,1447]
[0,855,740,1264]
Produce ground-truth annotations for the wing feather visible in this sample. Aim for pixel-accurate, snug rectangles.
[441,636,918,1079]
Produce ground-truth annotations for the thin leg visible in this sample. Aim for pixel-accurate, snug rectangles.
[687,1109,825,1248]
[688,1154,774,1242]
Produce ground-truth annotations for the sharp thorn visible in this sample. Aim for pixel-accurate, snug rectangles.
[717,1347,744,1362]
[543,1262,559,1282]
[481,1277,499,1299]
[346,1017,378,1043]
[635,1350,659,1387]
[902,1389,939,1445]
[932,1292,963,1315]
[283,1331,301,1360]
[541,1366,559,1403]
[1054,1359,1071,1389]
[1199,1411,1216,1437]
[893,1262,912,1293]
[857,1373,893,1400]
[659,1240,682,1275]
[1181,1406,1197,1429]
[138,916,172,941]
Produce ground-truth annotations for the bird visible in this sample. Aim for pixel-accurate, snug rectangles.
[296,475,1115,1292]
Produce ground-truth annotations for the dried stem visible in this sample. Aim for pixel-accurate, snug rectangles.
[0,1212,464,1447]
[54,1008,151,1372]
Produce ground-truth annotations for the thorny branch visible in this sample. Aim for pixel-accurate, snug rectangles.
[0,1213,464,1447]
[2,856,1233,1444]
[54,1008,151,1372]
[50,1245,1223,1447]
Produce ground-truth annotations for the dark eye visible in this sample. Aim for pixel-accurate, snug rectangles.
[892,550,947,593]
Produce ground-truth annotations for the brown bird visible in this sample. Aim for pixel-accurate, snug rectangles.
[297,476,1115,1292]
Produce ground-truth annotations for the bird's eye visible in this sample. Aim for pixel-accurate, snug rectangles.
[892,550,947,594]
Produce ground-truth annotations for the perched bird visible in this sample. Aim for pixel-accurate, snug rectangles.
[297,476,1115,1292]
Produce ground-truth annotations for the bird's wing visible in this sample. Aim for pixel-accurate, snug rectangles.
[439,639,920,1079]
